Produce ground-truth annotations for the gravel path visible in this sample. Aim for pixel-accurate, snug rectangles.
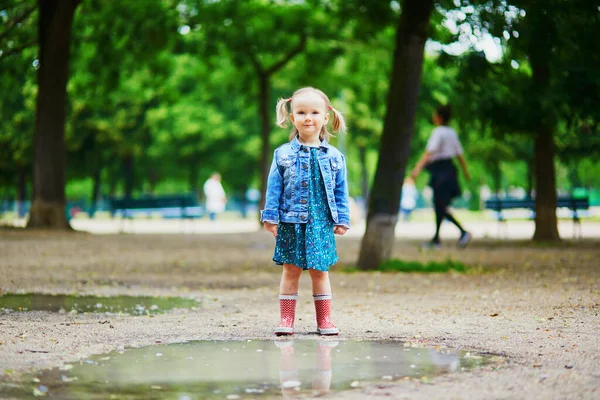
[0,228,599,399]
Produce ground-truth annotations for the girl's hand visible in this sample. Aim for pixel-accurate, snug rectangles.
[334,225,348,235]
[264,222,278,237]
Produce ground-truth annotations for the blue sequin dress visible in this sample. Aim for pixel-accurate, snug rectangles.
[273,147,338,271]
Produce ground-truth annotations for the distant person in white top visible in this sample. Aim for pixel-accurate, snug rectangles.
[203,172,226,221]
[410,105,471,249]
[400,177,418,221]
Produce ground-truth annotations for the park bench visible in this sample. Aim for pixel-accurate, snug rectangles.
[484,196,590,238]
[109,194,202,232]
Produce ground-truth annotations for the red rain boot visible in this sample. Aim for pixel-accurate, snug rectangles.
[274,294,297,336]
[312,340,337,395]
[313,294,339,335]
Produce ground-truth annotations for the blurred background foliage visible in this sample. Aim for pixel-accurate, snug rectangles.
[1,0,599,208]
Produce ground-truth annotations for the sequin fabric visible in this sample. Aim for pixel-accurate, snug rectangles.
[274,147,338,271]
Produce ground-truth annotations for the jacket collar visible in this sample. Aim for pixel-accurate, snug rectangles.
[290,136,330,153]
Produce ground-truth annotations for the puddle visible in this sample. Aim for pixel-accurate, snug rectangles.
[2,340,499,399]
[0,294,200,315]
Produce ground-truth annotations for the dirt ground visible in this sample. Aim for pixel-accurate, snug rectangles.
[0,228,599,399]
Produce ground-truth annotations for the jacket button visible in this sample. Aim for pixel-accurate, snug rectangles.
[302,164,308,170]
[303,147,309,153]
[300,199,307,204]
[300,215,307,221]
[301,181,308,187]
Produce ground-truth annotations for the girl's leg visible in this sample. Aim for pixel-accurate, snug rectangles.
[275,340,298,399]
[312,340,337,395]
[275,264,302,336]
[280,264,303,294]
[308,269,331,295]
[309,270,338,335]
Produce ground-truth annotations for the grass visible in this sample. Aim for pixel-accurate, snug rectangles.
[343,258,469,273]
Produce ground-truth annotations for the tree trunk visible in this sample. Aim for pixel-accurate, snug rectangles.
[189,161,199,195]
[357,0,434,270]
[492,161,502,195]
[258,72,270,216]
[358,145,369,203]
[147,169,158,194]
[27,0,80,229]
[526,162,534,199]
[109,168,117,197]
[90,168,101,218]
[532,128,560,241]
[122,155,134,199]
[530,44,559,239]
[17,166,28,218]
[568,162,580,191]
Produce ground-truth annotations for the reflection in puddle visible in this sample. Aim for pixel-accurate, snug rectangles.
[4,340,497,399]
[0,293,200,315]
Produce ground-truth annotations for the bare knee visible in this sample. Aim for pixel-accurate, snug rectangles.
[282,264,303,280]
[308,269,329,282]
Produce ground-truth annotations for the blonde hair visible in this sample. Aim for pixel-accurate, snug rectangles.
[275,87,347,142]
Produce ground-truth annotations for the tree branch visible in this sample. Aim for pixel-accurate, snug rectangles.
[264,32,307,76]
[0,39,36,61]
[248,51,264,75]
[0,4,36,42]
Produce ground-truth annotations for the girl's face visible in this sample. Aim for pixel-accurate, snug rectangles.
[433,112,443,126]
[290,92,329,145]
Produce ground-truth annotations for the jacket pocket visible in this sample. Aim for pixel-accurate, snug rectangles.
[278,155,296,169]
[277,155,296,206]
[330,157,342,173]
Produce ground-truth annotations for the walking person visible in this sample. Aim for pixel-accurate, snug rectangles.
[261,87,350,336]
[410,104,472,248]
[203,172,226,221]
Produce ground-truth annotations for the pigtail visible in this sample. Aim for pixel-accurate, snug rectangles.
[329,106,347,135]
[275,98,292,128]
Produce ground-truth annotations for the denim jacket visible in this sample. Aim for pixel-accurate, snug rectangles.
[260,137,350,228]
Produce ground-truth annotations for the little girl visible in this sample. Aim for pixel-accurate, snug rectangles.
[261,87,350,336]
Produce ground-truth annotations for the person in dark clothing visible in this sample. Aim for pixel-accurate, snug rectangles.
[410,105,472,248]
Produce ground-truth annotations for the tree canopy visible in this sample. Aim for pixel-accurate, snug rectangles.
[0,0,598,242]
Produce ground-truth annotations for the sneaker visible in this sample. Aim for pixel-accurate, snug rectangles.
[420,240,441,250]
[458,231,472,248]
